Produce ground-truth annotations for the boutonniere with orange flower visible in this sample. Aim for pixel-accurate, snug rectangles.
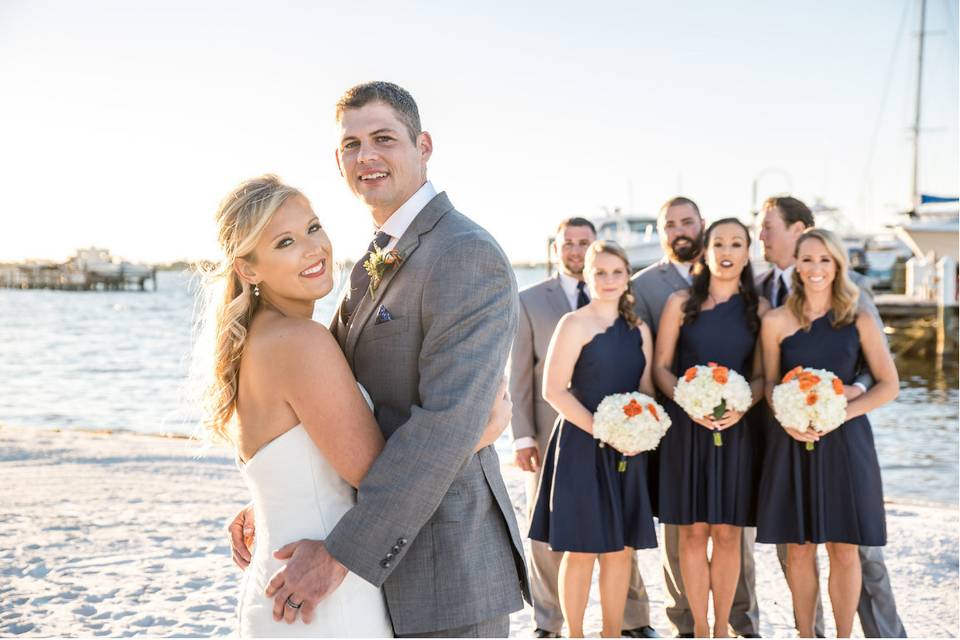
[363,245,403,296]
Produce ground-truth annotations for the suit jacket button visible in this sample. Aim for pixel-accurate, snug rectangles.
[385,552,395,560]
[391,545,401,554]
[380,559,391,568]
[397,538,408,546]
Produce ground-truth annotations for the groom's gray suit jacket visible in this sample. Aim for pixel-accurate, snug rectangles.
[327,192,529,635]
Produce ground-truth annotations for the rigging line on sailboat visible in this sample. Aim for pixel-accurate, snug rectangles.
[941,0,959,58]
[856,0,912,215]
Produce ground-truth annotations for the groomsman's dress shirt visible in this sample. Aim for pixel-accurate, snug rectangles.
[558,271,588,312]
[673,261,694,285]
[512,271,588,453]
[771,265,795,308]
[377,181,437,250]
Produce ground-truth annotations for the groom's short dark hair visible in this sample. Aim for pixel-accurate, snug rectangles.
[336,81,422,143]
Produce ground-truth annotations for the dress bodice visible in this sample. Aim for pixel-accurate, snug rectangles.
[677,294,756,375]
[780,314,861,384]
[568,316,646,413]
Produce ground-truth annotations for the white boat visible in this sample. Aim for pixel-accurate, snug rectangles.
[895,209,959,262]
[592,210,662,270]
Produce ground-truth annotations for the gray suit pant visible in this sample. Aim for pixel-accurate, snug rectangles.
[525,467,650,633]
[776,544,906,637]
[662,523,759,636]
[396,615,510,638]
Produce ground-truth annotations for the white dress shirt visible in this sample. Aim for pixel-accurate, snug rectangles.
[558,271,587,311]
[772,264,796,301]
[672,261,694,284]
[377,181,437,250]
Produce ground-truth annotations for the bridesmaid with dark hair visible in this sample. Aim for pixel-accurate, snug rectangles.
[652,218,769,638]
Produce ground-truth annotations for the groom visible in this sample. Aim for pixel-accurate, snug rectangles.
[259,82,527,637]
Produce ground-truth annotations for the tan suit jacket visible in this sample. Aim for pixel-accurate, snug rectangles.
[508,274,572,454]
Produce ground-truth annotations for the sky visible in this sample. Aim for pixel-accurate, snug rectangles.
[0,0,957,264]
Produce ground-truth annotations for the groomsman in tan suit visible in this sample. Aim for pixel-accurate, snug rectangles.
[509,217,659,638]
[630,197,759,638]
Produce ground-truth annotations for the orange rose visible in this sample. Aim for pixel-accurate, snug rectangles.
[832,378,844,395]
[806,392,818,406]
[712,366,729,385]
[782,366,803,384]
[646,403,659,421]
[798,374,821,392]
[684,367,698,382]
[623,399,643,417]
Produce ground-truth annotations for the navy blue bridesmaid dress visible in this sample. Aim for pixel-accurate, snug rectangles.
[528,316,658,552]
[756,313,887,546]
[658,294,760,526]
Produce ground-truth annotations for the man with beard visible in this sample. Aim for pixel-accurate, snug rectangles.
[630,197,759,638]
[509,217,658,638]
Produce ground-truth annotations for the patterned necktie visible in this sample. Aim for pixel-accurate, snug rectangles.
[576,281,590,309]
[775,274,787,308]
[340,231,391,325]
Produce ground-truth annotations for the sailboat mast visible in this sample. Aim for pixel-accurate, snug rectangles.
[912,0,927,212]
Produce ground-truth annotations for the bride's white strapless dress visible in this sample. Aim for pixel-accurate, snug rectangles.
[237,424,393,637]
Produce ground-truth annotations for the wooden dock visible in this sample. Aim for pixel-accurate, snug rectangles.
[0,263,157,291]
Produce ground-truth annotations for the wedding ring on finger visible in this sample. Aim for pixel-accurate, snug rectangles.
[285,596,303,609]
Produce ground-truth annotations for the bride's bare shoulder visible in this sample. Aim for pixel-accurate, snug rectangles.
[246,314,343,373]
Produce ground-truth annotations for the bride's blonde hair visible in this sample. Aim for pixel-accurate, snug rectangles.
[195,174,303,443]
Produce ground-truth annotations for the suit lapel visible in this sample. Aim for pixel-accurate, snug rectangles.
[343,192,455,364]
[659,259,691,292]
[545,274,572,316]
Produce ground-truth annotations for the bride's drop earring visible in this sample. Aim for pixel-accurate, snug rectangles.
[253,284,260,297]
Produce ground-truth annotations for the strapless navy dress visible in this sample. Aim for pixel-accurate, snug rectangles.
[528,316,658,552]
[658,294,760,526]
[757,314,887,546]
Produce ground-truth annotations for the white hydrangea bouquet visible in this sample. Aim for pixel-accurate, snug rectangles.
[673,362,752,447]
[593,392,671,472]
[771,366,848,451]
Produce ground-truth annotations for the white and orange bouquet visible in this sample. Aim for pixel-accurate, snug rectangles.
[771,366,848,450]
[673,362,752,447]
[593,392,671,471]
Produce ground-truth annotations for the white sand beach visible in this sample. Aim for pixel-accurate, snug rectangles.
[0,424,956,638]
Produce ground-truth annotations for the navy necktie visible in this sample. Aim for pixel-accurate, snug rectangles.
[775,274,787,308]
[340,231,391,324]
[576,281,590,309]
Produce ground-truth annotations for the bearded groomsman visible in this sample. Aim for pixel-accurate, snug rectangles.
[631,196,760,638]
[509,217,658,638]
[756,195,906,639]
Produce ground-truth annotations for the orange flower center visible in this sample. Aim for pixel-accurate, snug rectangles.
[805,392,819,406]
[623,399,643,417]
[798,374,821,392]
[712,366,729,384]
[832,378,844,395]
[782,366,804,384]
[684,367,698,382]
[646,403,659,421]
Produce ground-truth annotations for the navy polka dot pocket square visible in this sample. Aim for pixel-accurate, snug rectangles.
[375,304,394,325]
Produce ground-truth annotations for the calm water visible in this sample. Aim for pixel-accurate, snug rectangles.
[1,269,957,506]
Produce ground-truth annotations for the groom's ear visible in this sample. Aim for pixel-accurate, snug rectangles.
[233,258,259,286]
[417,131,433,164]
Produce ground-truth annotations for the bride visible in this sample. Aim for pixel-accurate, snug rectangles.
[197,175,511,637]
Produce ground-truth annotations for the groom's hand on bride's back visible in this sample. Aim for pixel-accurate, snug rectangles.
[266,539,348,624]
[228,503,255,569]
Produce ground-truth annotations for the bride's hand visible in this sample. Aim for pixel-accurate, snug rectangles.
[228,502,255,570]
[475,378,512,452]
